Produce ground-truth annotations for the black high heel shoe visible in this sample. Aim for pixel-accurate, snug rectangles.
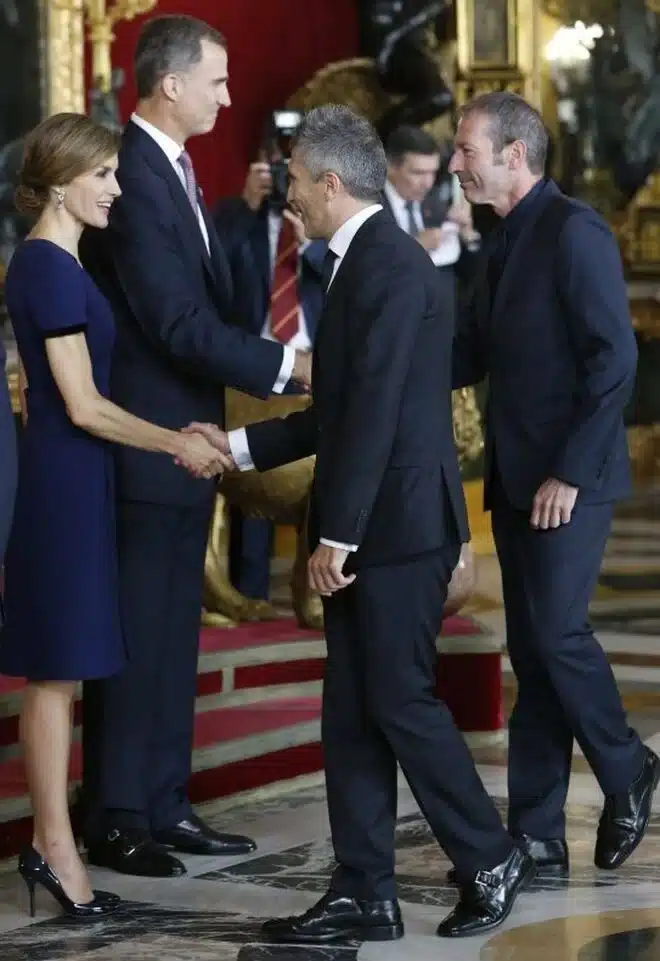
[18,845,121,920]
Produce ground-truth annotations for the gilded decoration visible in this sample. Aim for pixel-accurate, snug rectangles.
[47,1,85,114]
[619,174,660,277]
[455,0,540,106]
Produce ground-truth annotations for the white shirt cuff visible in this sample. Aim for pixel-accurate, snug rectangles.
[273,345,296,394]
[227,428,255,471]
[320,538,358,552]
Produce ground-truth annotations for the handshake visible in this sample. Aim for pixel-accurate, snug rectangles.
[174,423,234,479]
[172,351,312,480]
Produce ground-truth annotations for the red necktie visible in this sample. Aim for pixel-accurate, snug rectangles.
[270,217,300,343]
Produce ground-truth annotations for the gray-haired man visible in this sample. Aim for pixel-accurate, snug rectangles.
[189,104,535,943]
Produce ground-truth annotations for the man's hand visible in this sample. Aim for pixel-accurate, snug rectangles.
[308,544,356,596]
[175,430,233,479]
[282,208,307,246]
[530,477,579,530]
[179,423,237,472]
[242,161,272,212]
[416,227,444,252]
[292,350,312,392]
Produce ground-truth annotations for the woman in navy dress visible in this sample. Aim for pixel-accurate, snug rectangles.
[1,113,226,918]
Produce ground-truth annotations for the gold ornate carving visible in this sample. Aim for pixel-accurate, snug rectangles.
[627,425,660,487]
[452,387,484,465]
[47,1,86,114]
[629,298,660,339]
[619,173,660,278]
[203,390,323,630]
[84,1,157,93]
[287,58,397,129]
[47,0,157,114]
[455,0,540,106]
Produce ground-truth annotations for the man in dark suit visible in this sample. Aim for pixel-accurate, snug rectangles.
[80,15,312,879]
[449,91,658,881]
[213,148,326,602]
[382,124,480,315]
[190,104,534,942]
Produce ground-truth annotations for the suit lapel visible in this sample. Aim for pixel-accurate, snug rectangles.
[127,123,230,300]
[314,211,387,358]
[255,208,273,301]
[198,194,233,300]
[490,181,558,323]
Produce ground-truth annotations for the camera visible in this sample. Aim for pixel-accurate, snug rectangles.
[264,109,304,212]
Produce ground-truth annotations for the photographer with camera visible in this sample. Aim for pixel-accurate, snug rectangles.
[213,111,326,603]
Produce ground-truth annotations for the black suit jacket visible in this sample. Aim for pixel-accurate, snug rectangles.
[81,121,286,506]
[454,179,637,510]
[244,210,469,570]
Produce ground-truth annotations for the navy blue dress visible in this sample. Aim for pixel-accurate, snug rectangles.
[0,240,126,681]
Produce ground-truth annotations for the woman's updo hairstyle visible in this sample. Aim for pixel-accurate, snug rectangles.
[15,112,120,216]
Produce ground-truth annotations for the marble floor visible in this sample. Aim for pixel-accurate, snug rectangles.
[2,493,660,960]
[0,762,659,961]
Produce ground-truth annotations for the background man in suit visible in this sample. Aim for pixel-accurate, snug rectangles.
[80,14,312,879]
[190,104,534,943]
[383,124,480,314]
[450,91,658,882]
[214,125,326,602]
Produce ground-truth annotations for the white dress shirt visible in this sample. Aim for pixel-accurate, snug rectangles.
[261,211,313,352]
[129,113,294,393]
[384,178,461,268]
[228,204,383,553]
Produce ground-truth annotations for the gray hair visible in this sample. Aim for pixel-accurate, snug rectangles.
[459,92,548,175]
[135,15,226,99]
[294,105,387,203]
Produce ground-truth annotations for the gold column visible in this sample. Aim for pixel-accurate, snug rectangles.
[84,1,158,93]
[46,0,86,114]
[46,0,158,116]
[455,0,541,106]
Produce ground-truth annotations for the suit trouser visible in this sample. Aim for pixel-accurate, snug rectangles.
[229,508,273,601]
[83,498,213,837]
[490,479,645,840]
[322,544,513,901]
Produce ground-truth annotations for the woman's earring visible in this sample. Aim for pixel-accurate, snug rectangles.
[54,189,65,209]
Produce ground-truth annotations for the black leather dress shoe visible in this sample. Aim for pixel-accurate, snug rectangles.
[261,891,404,944]
[595,746,660,870]
[87,829,186,878]
[437,845,536,938]
[152,812,256,856]
[446,834,569,885]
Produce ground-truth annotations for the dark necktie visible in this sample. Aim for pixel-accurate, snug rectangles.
[178,149,198,210]
[321,249,338,294]
[405,200,419,238]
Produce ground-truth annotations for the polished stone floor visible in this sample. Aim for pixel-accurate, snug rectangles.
[2,494,660,959]
[0,762,659,961]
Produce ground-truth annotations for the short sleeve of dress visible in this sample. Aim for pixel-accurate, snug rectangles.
[21,241,88,339]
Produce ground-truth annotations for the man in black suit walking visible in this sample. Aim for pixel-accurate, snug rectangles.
[80,15,312,878]
[190,104,534,942]
[449,91,659,881]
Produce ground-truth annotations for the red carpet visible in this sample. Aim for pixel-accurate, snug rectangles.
[0,613,485,860]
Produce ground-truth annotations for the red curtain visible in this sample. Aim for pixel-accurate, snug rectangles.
[107,1,359,203]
